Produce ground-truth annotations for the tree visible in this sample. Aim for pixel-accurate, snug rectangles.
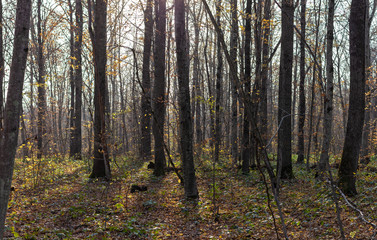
[89,0,111,179]
[296,0,306,164]
[338,0,366,196]
[241,0,251,174]
[214,0,223,163]
[152,0,167,176]
[318,0,335,173]
[175,0,199,199]
[70,0,83,159]
[37,0,47,159]
[260,0,271,145]
[0,0,32,237]
[140,0,153,161]
[0,0,4,130]
[277,0,294,179]
[230,0,238,163]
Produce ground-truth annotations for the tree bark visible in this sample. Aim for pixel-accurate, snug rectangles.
[338,0,366,196]
[175,0,199,199]
[214,0,223,163]
[89,0,111,179]
[152,0,167,176]
[0,0,31,237]
[230,0,238,163]
[70,0,83,159]
[277,0,294,179]
[241,0,252,174]
[318,0,335,173]
[0,0,4,130]
[140,0,153,161]
[260,0,271,146]
[37,0,46,159]
[296,0,306,164]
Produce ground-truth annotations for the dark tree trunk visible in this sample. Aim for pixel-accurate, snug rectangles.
[0,0,4,129]
[70,0,83,159]
[0,0,31,236]
[296,0,306,164]
[277,0,294,179]
[338,0,366,196]
[360,1,374,164]
[214,0,223,163]
[37,0,46,159]
[260,0,271,146]
[68,0,75,158]
[318,0,335,173]
[140,0,153,161]
[89,0,111,179]
[175,0,199,199]
[152,0,167,176]
[241,0,252,174]
[230,0,238,163]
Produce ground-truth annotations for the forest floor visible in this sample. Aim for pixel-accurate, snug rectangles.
[3,151,377,239]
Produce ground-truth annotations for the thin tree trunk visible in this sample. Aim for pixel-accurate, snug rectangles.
[230,0,238,163]
[296,0,306,164]
[214,0,223,162]
[37,0,46,159]
[242,0,251,174]
[318,0,335,173]
[0,0,4,129]
[140,0,153,160]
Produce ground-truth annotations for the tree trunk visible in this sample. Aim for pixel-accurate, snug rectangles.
[70,0,83,159]
[175,0,199,199]
[0,0,4,129]
[277,0,294,179]
[140,0,153,161]
[0,0,31,236]
[37,0,46,159]
[296,0,306,164]
[152,0,167,176]
[230,0,238,163]
[338,0,366,196]
[214,0,223,163]
[241,0,251,174]
[318,0,335,173]
[89,0,111,179]
[260,0,271,146]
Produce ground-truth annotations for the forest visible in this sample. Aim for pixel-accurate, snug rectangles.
[0,0,376,239]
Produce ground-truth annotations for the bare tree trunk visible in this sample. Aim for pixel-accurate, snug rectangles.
[152,0,167,176]
[318,0,335,173]
[175,0,199,198]
[241,0,251,174]
[0,0,4,129]
[0,0,31,236]
[338,0,366,196]
[296,0,306,164]
[230,0,238,163]
[360,0,375,164]
[70,0,83,159]
[277,0,294,179]
[37,0,46,159]
[260,0,271,146]
[140,0,153,160]
[89,0,111,179]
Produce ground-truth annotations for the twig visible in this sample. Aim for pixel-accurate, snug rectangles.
[327,179,377,230]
